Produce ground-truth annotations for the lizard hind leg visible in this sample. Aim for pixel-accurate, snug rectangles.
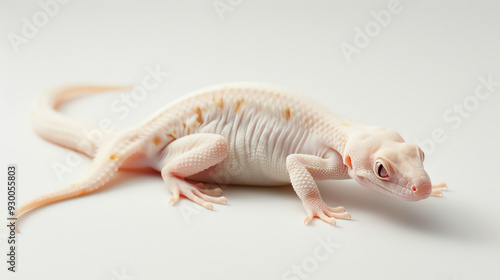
[160,133,229,210]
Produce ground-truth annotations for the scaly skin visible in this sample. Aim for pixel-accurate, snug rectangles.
[15,83,446,228]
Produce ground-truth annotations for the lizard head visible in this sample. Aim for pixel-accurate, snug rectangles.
[343,127,431,201]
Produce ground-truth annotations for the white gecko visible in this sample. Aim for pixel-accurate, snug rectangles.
[15,83,446,227]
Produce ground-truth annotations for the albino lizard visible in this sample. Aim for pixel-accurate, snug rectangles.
[15,83,446,227]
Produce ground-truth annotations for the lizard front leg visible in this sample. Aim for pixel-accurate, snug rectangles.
[286,152,351,225]
[160,133,229,209]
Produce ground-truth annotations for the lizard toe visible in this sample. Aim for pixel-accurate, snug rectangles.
[169,188,180,205]
[431,190,443,197]
[326,205,345,213]
[430,182,447,197]
[326,210,351,220]
[194,182,224,196]
[318,212,337,225]
[193,189,227,204]
[303,202,350,225]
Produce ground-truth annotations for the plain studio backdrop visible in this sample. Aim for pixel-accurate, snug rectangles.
[1,1,499,279]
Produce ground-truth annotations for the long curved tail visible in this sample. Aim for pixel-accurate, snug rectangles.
[32,85,131,157]
[16,85,145,230]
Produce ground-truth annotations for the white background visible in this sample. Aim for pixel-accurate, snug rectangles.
[1,1,500,279]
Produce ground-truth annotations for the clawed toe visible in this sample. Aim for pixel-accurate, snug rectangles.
[193,183,224,196]
[169,196,179,205]
[431,190,443,197]
[169,189,180,205]
[431,182,447,197]
[193,189,227,204]
[304,215,314,225]
[167,178,227,210]
[327,210,351,219]
[318,212,337,225]
[326,205,345,213]
[304,204,351,226]
[433,182,447,190]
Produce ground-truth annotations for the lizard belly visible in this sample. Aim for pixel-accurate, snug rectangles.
[186,109,319,186]
[186,156,288,186]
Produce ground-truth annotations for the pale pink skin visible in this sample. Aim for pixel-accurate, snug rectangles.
[15,84,446,229]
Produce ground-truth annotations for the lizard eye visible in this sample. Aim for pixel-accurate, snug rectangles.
[375,161,389,179]
[419,148,425,161]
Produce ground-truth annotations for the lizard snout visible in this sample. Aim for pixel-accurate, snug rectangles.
[410,177,432,199]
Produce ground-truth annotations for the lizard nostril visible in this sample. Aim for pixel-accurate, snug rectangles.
[412,186,417,192]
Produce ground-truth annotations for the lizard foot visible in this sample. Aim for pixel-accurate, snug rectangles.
[190,181,224,196]
[304,202,351,225]
[431,182,447,197]
[166,177,227,209]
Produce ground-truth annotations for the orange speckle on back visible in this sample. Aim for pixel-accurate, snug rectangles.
[234,98,244,113]
[109,154,118,160]
[214,96,224,109]
[194,107,203,124]
[284,107,291,120]
[166,133,177,140]
[152,136,162,146]
[341,123,349,127]
[182,123,186,128]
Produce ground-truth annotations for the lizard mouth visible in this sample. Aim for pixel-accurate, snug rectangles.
[359,177,419,201]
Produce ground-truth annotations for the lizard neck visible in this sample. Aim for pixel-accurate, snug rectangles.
[328,125,352,156]
[314,116,364,158]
